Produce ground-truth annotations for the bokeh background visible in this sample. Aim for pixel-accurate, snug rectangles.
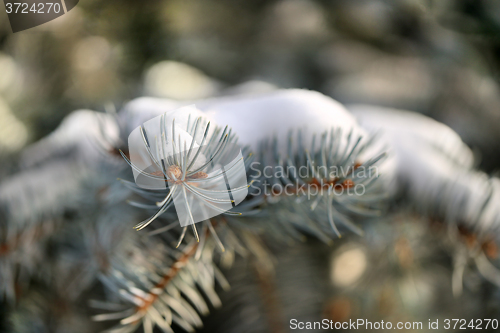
[1,0,500,332]
[1,0,500,169]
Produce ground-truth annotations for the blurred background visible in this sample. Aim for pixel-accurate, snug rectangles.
[1,0,500,169]
[1,0,500,332]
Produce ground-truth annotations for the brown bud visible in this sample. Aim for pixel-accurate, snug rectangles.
[167,165,182,180]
